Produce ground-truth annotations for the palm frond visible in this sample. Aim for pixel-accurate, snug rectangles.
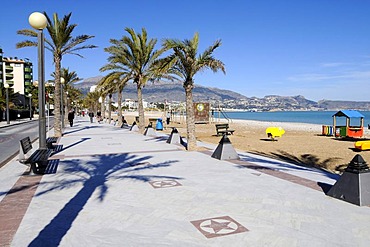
[16,29,38,37]
[16,40,38,48]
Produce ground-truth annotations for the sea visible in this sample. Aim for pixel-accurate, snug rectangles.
[220,111,370,127]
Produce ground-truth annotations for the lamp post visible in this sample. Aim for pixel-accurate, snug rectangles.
[29,12,47,149]
[28,93,32,120]
[4,83,10,124]
[66,91,69,112]
[60,77,65,129]
[46,92,51,138]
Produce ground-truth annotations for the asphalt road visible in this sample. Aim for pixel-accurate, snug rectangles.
[0,118,55,168]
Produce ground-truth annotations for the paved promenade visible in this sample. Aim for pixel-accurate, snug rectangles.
[1,117,370,246]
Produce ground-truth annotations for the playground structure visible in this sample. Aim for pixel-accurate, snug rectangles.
[354,140,370,151]
[265,127,285,140]
[210,106,233,123]
[332,110,364,139]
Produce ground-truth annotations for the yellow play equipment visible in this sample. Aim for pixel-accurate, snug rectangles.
[265,127,285,140]
[354,140,370,151]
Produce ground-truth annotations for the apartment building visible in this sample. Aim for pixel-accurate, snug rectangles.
[1,58,33,96]
[1,48,34,105]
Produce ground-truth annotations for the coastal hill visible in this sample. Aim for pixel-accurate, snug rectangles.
[74,76,247,102]
[317,100,370,111]
[74,76,370,111]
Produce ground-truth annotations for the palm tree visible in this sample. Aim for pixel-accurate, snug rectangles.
[0,87,16,113]
[16,12,97,137]
[52,67,82,123]
[96,78,115,124]
[97,73,129,126]
[103,27,164,132]
[0,88,7,112]
[99,92,106,120]
[65,87,82,113]
[83,91,100,114]
[60,67,82,121]
[160,33,225,151]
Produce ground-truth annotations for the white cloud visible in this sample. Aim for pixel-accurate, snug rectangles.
[319,62,347,68]
[287,70,370,82]
[287,73,347,81]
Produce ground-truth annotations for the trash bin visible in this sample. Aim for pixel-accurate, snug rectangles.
[156,118,163,130]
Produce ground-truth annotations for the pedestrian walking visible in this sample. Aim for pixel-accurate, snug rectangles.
[68,110,75,127]
[89,112,94,123]
[166,111,171,125]
[97,111,102,123]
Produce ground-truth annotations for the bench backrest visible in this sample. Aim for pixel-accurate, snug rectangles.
[216,124,229,129]
[20,137,32,154]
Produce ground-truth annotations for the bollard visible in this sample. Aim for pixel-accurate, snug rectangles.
[121,122,130,129]
[130,121,139,132]
[144,123,156,136]
[211,134,239,160]
[327,154,370,206]
[167,128,181,144]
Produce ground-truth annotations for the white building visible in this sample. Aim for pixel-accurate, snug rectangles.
[123,98,148,109]
[1,56,33,96]
[90,85,97,92]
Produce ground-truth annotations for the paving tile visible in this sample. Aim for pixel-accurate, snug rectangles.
[190,215,249,238]
[149,179,182,189]
[0,174,42,246]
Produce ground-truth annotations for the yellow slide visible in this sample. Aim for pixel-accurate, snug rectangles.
[354,141,370,151]
[266,127,285,140]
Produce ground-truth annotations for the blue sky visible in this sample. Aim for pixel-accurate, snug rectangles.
[1,0,370,101]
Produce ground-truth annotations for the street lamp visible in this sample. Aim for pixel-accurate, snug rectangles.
[28,93,32,120]
[66,91,69,110]
[4,83,10,124]
[46,92,52,138]
[29,12,47,149]
[60,77,65,129]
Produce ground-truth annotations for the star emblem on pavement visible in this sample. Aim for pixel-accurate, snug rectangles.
[201,219,236,234]
[191,216,248,238]
[149,179,182,189]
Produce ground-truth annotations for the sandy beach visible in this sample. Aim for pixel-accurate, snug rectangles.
[119,111,370,174]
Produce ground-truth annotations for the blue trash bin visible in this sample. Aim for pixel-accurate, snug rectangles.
[156,118,163,130]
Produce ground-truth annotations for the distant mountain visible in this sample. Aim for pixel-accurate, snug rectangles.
[74,76,103,95]
[73,76,248,102]
[317,100,370,111]
[73,76,370,111]
[241,95,319,111]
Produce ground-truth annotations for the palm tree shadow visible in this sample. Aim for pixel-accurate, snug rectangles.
[144,135,188,148]
[29,153,179,246]
[247,150,340,180]
[62,126,100,136]
[51,138,91,155]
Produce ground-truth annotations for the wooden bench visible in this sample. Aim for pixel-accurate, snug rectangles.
[46,137,58,149]
[19,137,52,174]
[215,123,235,136]
[148,118,157,126]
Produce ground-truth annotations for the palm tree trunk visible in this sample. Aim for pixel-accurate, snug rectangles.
[101,95,105,120]
[54,56,62,137]
[137,84,145,133]
[185,83,196,151]
[108,94,112,124]
[117,90,122,127]
[64,92,68,124]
